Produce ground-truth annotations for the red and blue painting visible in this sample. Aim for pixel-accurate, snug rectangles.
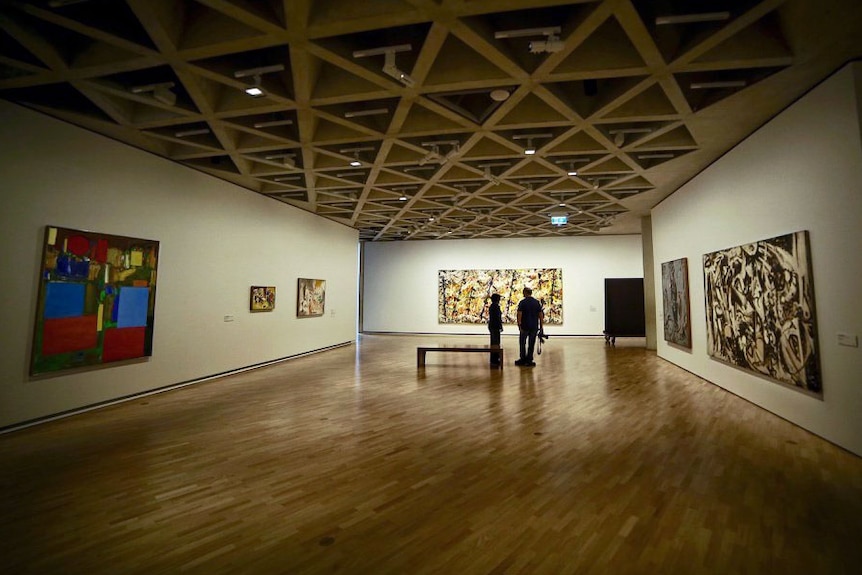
[30,225,160,375]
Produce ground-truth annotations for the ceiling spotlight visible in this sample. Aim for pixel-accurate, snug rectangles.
[340,146,374,167]
[353,44,415,88]
[244,76,265,97]
[513,133,552,155]
[555,158,590,176]
[614,132,625,147]
[131,82,177,106]
[655,12,731,25]
[174,128,210,138]
[234,64,285,98]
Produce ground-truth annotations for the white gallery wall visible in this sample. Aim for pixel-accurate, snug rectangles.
[363,235,643,335]
[652,63,862,456]
[0,102,358,429]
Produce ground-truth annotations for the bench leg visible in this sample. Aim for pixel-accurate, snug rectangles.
[417,349,425,367]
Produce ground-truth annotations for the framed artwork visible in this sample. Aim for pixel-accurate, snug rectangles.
[250,286,276,312]
[438,268,563,325]
[703,231,821,395]
[661,258,691,348]
[30,225,159,375]
[297,278,325,317]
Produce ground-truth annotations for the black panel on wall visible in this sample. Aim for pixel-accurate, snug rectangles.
[604,278,646,337]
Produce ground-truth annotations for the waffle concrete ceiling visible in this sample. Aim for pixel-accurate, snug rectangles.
[2,0,861,241]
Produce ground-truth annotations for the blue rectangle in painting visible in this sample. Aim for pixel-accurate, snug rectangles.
[55,254,90,279]
[44,282,86,319]
[116,286,150,328]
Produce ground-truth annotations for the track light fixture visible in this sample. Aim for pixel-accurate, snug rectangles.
[131,82,176,106]
[253,118,293,128]
[264,153,296,168]
[344,108,389,119]
[494,26,564,54]
[555,158,590,176]
[512,133,552,155]
[655,12,731,25]
[234,64,285,98]
[479,162,509,186]
[690,80,747,90]
[174,128,210,138]
[352,44,415,87]
[419,140,460,165]
[340,146,375,167]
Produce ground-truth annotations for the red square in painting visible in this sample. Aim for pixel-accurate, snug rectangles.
[102,327,146,363]
[42,316,98,355]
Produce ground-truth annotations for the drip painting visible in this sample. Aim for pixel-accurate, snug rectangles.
[250,286,276,312]
[438,268,563,325]
[297,278,325,318]
[30,225,160,375]
[702,231,821,395]
[661,258,691,348]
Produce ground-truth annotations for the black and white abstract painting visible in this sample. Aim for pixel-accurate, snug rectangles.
[702,231,821,395]
[661,258,691,348]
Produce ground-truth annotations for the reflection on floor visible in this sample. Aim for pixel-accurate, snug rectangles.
[2,334,861,574]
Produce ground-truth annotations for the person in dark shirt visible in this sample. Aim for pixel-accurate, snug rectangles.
[515,287,544,367]
[488,293,503,365]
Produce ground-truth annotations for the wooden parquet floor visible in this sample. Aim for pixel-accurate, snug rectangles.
[2,334,861,575]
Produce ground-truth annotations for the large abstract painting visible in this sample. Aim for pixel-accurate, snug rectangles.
[297,278,325,317]
[30,225,159,375]
[438,268,563,325]
[661,258,691,348]
[703,231,821,394]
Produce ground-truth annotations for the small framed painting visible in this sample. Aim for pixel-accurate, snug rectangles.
[297,278,325,318]
[250,286,276,312]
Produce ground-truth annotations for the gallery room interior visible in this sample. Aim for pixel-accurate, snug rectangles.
[1,0,861,573]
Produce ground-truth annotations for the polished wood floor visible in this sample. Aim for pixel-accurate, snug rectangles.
[2,334,861,574]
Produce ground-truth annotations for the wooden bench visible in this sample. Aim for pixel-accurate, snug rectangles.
[417,345,504,369]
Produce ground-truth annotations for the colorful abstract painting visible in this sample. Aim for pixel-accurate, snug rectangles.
[30,225,159,375]
[438,268,563,325]
[297,278,325,317]
[661,258,691,348]
[703,231,821,394]
[250,286,276,312]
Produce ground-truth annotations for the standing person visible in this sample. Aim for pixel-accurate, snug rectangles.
[515,287,544,367]
[488,293,503,365]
